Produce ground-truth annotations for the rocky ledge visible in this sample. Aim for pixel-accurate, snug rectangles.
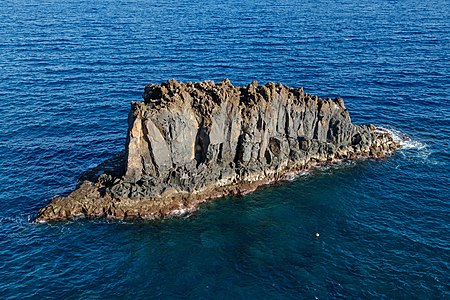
[36,79,399,222]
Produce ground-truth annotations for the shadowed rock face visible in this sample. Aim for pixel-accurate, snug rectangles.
[36,79,399,222]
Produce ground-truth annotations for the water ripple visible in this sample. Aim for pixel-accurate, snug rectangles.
[0,0,449,298]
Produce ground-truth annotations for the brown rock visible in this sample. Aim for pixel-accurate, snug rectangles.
[36,80,399,222]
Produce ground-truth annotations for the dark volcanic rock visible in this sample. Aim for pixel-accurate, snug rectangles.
[36,79,399,222]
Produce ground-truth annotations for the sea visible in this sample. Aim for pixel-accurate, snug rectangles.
[0,0,449,298]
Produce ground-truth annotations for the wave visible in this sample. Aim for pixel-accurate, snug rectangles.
[390,129,426,151]
[0,214,33,224]
[375,126,425,149]
[284,171,310,181]
[376,126,436,164]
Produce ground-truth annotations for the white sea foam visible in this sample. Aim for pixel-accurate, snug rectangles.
[0,214,33,226]
[285,171,309,181]
[376,126,427,150]
[376,126,435,164]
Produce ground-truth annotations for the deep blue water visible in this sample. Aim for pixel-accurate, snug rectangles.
[1,0,449,298]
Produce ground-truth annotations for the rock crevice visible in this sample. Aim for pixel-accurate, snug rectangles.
[36,79,399,222]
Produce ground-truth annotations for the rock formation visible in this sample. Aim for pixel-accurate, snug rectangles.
[36,79,399,222]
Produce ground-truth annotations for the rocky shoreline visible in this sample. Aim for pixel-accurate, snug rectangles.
[36,79,400,222]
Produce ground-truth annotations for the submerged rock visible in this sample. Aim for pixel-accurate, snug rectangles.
[36,79,399,222]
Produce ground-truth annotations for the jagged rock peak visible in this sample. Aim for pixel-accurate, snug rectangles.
[141,78,345,108]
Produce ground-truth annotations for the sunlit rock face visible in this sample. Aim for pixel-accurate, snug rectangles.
[36,79,399,222]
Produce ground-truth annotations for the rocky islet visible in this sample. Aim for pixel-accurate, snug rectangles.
[36,79,399,222]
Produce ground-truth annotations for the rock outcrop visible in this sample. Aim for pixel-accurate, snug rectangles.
[36,79,399,222]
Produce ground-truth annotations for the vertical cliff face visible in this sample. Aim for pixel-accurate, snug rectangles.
[111,79,396,199]
[36,79,399,222]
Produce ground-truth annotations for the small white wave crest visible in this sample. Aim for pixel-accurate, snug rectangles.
[284,171,310,181]
[0,214,33,225]
[376,126,426,150]
[376,126,435,164]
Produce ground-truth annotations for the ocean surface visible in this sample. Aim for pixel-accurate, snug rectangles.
[0,0,449,298]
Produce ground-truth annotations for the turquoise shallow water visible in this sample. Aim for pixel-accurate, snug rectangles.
[0,0,449,298]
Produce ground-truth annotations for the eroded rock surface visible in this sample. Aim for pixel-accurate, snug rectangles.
[36,79,399,222]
